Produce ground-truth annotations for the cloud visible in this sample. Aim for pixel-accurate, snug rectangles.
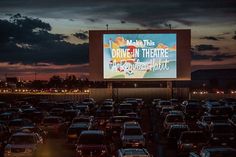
[0,14,88,65]
[192,49,235,62]
[1,0,236,28]
[211,53,236,61]
[200,36,224,41]
[73,32,88,40]
[195,44,220,51]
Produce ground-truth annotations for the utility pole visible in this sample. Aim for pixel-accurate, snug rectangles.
[106,24,109,31]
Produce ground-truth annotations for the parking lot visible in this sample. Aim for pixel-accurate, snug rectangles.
[0,97,236,157]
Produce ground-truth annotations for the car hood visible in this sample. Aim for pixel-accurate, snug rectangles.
[5,144,36,149]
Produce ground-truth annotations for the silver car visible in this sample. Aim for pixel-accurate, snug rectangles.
[4,132,43,157]
[120,122,145,148]
[117,148,153,157]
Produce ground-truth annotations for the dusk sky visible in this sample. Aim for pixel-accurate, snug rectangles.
[0,0,236,80]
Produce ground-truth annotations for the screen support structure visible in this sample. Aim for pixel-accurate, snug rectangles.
[167,81,173,98]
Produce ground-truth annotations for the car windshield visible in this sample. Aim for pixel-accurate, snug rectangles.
[181,133,207,143]
[166,115,184,122]
[73,118,89,123]
[43,118,59,124]
[160,101,171,106]
[78,134,105,145]
[10,135,35,144]
[124,128,142,135]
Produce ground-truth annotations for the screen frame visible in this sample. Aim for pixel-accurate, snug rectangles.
[89,29,191,81]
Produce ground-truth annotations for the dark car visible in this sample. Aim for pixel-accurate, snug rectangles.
[8,118,33,132]
[177,131,209,156]
[117,103,134,115]
[0,102,11,113]
[196,115,229,132]
[167,124,189,145]
[189,147,236,157]
[105,116,131,137]
[49,108,65,117]
[63,110,80,122]
[183,102,204,120]
[41,116,67,136]
[209,123,235,146]
[67,123,90,145]
[76,130,109,157]
[95,105,114,128]
[207,106,232,117]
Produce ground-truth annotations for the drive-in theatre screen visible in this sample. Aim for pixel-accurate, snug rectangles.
[89,30,191,81]
[103,34,176,79]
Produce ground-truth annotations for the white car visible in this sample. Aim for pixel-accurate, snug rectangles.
[117,148,153,157]
[4,132,43,157]
[120,122,145,147]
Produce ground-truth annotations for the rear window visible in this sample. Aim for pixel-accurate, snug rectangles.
[78,133,105,145]
[10,135,35,144]
[166,115,184,122]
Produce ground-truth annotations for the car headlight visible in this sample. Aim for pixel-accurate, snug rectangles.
[101,149,106,154]
[229,137,235,140]
[213,137,219,140]
[77,149,82,155]
[25,148,33,153]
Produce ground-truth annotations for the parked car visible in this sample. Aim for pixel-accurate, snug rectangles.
[189,147,236,157]
[105,116,131,136]
[177,131,209,156]
[67,123,90,145]
[120,122,145,148]
[117,148,153,157]
[8,119,33,132]
[41,116,67,136]
[163,113,185,132]
[167,124,189,145]
[209,122,235,146]
[4,132,43,157]
[76,130,109,157]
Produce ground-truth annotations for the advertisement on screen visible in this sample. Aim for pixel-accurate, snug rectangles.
[103,34,177,79]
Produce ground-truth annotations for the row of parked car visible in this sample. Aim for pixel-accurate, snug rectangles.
[0,97,236,157]
[152,98,236,157]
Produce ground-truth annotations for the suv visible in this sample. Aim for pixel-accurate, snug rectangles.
[120,122,145,148]
[76,130,109,157]
[117,148,152,157]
